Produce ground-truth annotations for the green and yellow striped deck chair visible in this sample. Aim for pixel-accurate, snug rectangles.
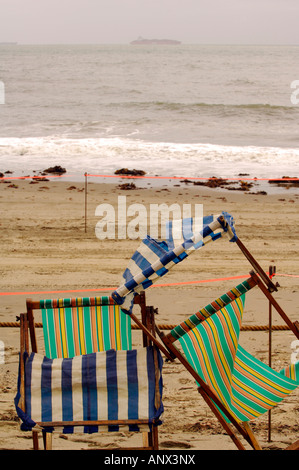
[161,276,299,449]
[42,296,131,359]
[26,295,134,359]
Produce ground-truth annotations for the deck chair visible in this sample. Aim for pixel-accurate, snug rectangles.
[158,274,299,450]
[15,293,164,450]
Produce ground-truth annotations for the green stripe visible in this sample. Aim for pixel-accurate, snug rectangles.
[120,308,132,350]
[101,304,111,349]
[41,309,51,358]
[47,309,58,358]
[64,306,75,358]
[83,305,93,354]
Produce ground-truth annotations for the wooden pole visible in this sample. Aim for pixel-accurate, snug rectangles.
[267,265,275,442]
[158,332,256,449]
[250,272,299,340]
[84,172,88,233]
[236,238,277,292]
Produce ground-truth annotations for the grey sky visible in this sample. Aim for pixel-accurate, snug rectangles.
[1,0,299,45]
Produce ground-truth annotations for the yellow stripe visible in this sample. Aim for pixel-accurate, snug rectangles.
[206,318,233,384]
[232,375,277,407]
[231,393,260,419]
[221,306,239,351]
[185,318,195,329]
[231,287,240,298]
[192,328,229,407]
[235,357,291,394]
[291,365,295,381]
[215,297,225,307]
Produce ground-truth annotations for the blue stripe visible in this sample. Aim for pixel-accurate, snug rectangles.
[82,353,98,433]
[203,215,214,225]
[41,357,53,424]
[211,232,222,241]
[143,236,169,257]
[156,266,168,277]
[202,225,213,238]
[127,350,140,431]
[131,249,152,272]
[177,252,189,261]
[122,267,133,283]
[25,353,33,423]
[61,358,74,433]
[111,291,124,305]
[141,279,153,289]
[159,249,178,267]
[182,217,193,241]
[165,220,174,249]
[106,350,119,431]
[125,277,139,291]
[146,348,156,420]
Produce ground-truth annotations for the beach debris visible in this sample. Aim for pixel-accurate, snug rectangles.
[268,176,299,187]
[43,165,67,174]
[226,180,254,191]
[118,182,137,190]
[192,177,237,189]
[180,179,193,184]
[179,176,255,191]
[0,170,13,178]
[32,177,50,182]
[115,168,146,176]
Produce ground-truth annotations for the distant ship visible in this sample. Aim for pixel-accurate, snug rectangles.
[130,37,181,45]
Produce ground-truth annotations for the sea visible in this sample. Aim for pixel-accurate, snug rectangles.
[0,43,299,191]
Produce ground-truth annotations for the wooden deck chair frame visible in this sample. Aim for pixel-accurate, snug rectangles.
[153,269,299,451]
[124,238,299,451]
[124,238,299,450]
[18,292,165,450]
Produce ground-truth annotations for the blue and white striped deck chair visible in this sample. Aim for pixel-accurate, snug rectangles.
[112,212,237,313]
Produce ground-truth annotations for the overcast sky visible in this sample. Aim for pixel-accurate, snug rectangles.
[1,0,299,45]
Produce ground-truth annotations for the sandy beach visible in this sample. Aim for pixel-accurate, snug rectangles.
[0,176,298,451]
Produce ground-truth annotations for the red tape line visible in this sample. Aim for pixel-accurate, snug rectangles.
[1,273,297,297]
[1,173,298,182]
[86,174,299,182]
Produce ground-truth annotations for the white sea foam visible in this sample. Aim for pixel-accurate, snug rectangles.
[0,137,298,181]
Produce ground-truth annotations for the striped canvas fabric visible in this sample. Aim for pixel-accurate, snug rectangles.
[177,295,299,423]
[15,346,163,434]
[280,361,299,383]
[170,277,255,342]
[40,296,132,359]
[112,212,237,314]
